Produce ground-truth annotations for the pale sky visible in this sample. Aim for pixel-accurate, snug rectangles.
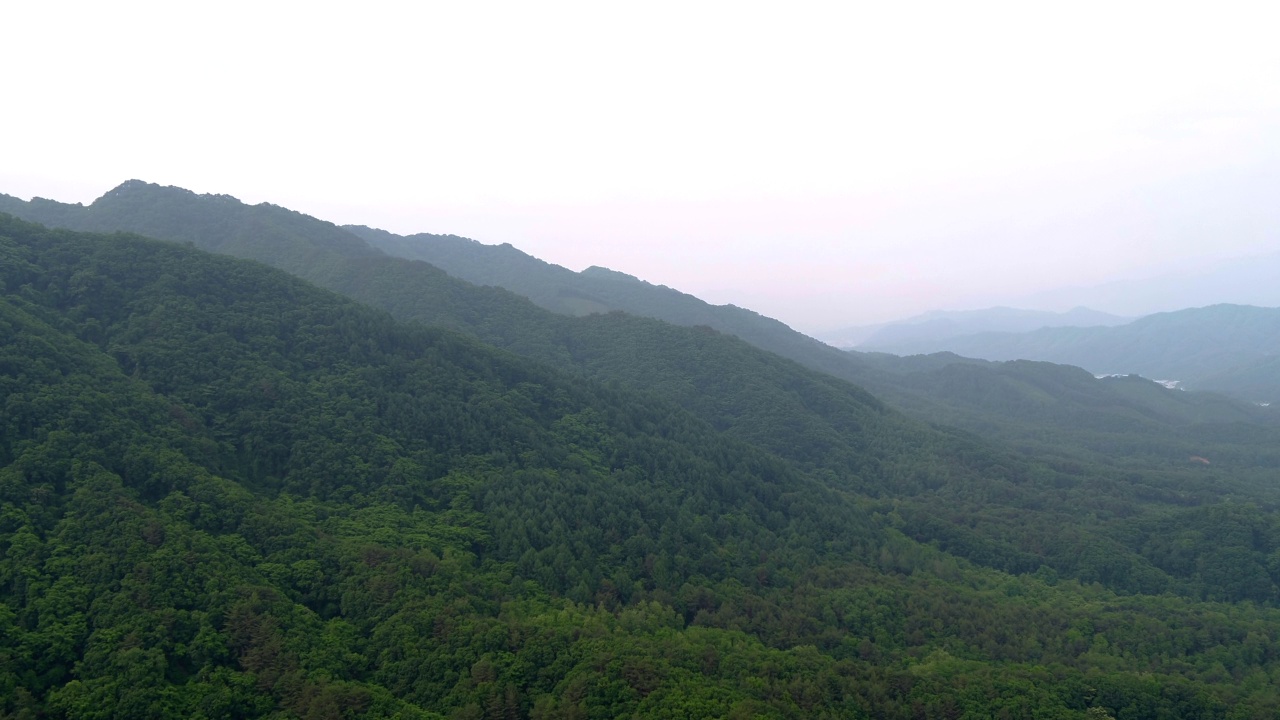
[5,1,1279,331]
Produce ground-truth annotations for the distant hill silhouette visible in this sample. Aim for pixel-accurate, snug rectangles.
[1017,250,1280,316]
[868,304,1280,403]
[822,306,1130,349]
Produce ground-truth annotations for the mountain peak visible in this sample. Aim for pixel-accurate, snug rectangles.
[100,179,177,200]
[105,178,157,193]
[99,180,245,207]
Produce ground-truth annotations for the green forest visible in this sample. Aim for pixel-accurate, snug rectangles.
[3,192,1280,719]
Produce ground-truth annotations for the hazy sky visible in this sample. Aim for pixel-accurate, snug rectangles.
[5,1,1279,331]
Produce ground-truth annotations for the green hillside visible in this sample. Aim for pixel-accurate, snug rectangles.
[341,219,1280,434]
[10,183,1272,460]
[859,352,1280,461]
[345,225,818,357]
[342,223,910,398]
[5,184,1280,601]
[6,213,1280,717]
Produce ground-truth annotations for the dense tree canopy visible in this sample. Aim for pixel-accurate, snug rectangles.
[3,216,1280,719]
[5,187,1280,719]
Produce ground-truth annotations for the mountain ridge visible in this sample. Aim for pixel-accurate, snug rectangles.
[342,223,845,369]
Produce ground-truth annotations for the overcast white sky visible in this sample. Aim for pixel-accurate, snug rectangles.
[4,1,1279,331]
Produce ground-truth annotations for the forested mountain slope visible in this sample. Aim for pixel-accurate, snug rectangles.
[8,183,1273,455]
[6,215,1280,717]
[337,217,1280,438]
[6,185,1280,601]
[345,224,826,365]
[5,180,379,272]
[0,184,934,494]
[865,304,1280,403]
[858,352,1279,460]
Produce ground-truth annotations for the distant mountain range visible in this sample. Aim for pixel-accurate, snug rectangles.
[1016,250,1280,317]
[861,304,1280,404]
[821,306,1132,349]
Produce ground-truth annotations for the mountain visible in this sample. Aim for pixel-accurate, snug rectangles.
[0,185,938,496]
[340,216,1280,450]
[871,304,1280,403]
[346,225,803,336]
[822,306,1131,350]
[10,183,1278,472]
[0,215,877,717]
[6,183,1280,504]
[342,223,877,384]
[7,211,1280,717]
[0,180,384,287]
[1018,249,1280,317]
[8,184,1280,570]
[340,220,1280,423]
